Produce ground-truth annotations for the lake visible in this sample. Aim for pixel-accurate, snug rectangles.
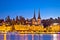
[0,32,60,40]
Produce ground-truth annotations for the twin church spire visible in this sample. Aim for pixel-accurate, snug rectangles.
[38,9,41,19]
[33,9,41,19]
[32,9,41,25]
[33,9,36,19]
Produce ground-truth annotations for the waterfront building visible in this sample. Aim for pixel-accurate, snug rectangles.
[0,9,60,40]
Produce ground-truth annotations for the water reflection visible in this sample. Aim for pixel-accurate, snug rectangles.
[0,32,59,40]
[57,34,60,40]
[34,34,39,40]
[0,33,4,40]
[28,34,32,40]
[42,34,53,40]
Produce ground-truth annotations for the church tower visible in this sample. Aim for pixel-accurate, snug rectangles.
[32,9,36,25]
[33,9,36,20]
[37,9,41,25]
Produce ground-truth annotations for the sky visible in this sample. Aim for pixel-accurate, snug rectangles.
[0,0,60,19]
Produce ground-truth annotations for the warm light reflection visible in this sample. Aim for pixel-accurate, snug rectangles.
[0,32,60,40]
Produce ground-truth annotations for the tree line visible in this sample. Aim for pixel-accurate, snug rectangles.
[0,16,60,28]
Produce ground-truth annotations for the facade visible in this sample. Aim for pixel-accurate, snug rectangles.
[0,9,60,40]
[32,9,41,25]
[0,9,60,33]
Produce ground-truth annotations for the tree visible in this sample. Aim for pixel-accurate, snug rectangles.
[57,17,60,23]
[19,16,25,25]
[5,16,11,25]
[16,16,20,24]
[11,18,16,25]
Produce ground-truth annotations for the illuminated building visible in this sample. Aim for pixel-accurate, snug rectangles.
[0,9,60,40]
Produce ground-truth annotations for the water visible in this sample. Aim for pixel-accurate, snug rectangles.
[0,33,4,40]
[0,32,60,40]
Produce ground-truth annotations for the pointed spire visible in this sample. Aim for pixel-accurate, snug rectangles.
[33,9,36,19]
[38,8,41,19]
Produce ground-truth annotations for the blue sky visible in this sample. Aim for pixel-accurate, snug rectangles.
[0,0,60,19]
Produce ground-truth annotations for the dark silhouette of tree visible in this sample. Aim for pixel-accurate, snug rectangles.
[11,18,16,25]
[41,20,48,28]
[0,19,4,23]
[16,16,19,21]
[41,18,54,28]
[54,18,58,23]
[19,16,25,25]
[16,16,20,24]
[5,16,11,25]
[57,17,60,24]
[5,16,11,22]
[0,19,4,26]
[49,18,54,25]
[1,15,60,28]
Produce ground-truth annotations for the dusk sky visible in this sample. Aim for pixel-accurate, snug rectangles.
[0,0,60,19]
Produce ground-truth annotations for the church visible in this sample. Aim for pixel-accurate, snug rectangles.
[25,9,41,26]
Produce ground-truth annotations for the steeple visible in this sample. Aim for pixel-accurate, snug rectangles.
[38,9,41,19]
[33,9,36,19]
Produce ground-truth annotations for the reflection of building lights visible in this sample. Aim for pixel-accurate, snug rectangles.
[53,34,57,40]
